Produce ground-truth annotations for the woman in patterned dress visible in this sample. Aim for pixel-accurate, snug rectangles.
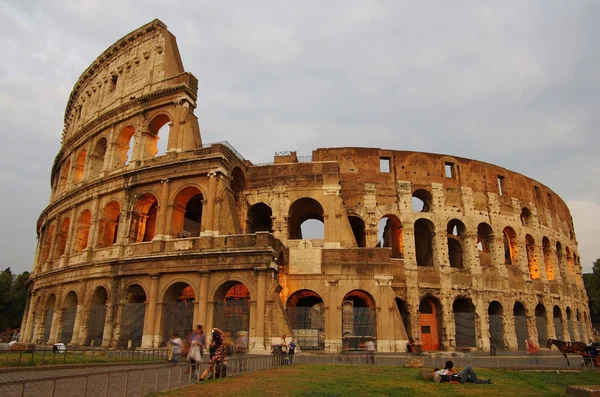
[199,328,226,381]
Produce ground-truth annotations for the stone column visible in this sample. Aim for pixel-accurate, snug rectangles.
[252,267,267,352]
[153,178,171,240]
[462,231,479,271]
[87,195,102,258]
[326,279,341,352]
[49,295,62,344]
[22,292,35,342]
[201,172,218,236]
[323,183,341,248]
[198,271,209,327]
[64,206,78,258]
[142,275,160,348]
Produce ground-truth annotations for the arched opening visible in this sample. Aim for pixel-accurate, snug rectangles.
[247,203,273,233]
[377,215,403,258]
[61,291,78,344]
[503,227,518,265]
[162,282,195,345]
[453,298,476,347]
[73,210,92,253]
[488,301,505,350]
[513,302,528,350]
[526,234,540,279]
[86,287,108,346]
[98,201,120,248]
[213,281,251,338]
[114,126,136,167]
[72,149,86,185]
[553,306,563,340]
[89,137,107,178]
[447,219,466,268]
[286,290,325,350]
[542,237,555,280]
[348,215,366,247]
[171,187,203,238]
[520,207,532,227]
[146,114,171,158]
[477,223,494,267]
[55,218,70,257]
[411,189,432,212]
[130,194,158,243]
[419,296,441,350]
[566,307,575,342]
[288,198,324,240]
[414,219,434,267]
[556,242,563,273]
[57,160,71,194]
[43,294,56,343]
[342,290,376,351]
[39,224,55,264]
[395,297,411,340]
[565,247,575,276]
[119,284,146,348]
[535,303,547,346]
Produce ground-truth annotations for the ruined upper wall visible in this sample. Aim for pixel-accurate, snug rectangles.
[62,19,191,144]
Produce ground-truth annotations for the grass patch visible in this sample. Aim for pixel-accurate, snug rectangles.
[0,350,165,367]
[148,364,600,397]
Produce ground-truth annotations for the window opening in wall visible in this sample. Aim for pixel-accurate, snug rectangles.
[547,193,553,209]
[376,215,403,258]
[288,197,324,240]
[497,175,505,196]
[247,203,273,233]
[300,219,324,239]
[156,123,170,156]
[411,189,432,212]
[445,162,454,178]
[534,186,541,200]
[379,157,390,173]
[348,215,366,248]
[447,219,465,268]
[414,219,434,266]
[110,75,118,92]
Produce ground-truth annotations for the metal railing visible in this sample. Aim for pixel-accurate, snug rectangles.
[0,355,286,397]
[1,348,167,367]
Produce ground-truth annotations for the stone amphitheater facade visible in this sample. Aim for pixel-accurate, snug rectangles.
[20,20,591,353]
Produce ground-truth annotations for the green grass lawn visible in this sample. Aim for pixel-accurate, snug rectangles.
[0,349,165,367]
[149,364,600,397]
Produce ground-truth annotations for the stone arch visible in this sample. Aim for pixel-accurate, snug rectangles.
[411,189,432,212]
[247,202,273,233]
[39,223,55,264]
[74,209,92,253]
[488,301,505,349]
[286,289,325,350]
[503,227,518,265]
[55,217,70,258]
[57,159,71,194]
[414,218,435,267]
[542,237,556,280]
[288,197,324,240]
[213,280,251,338]
[520,207,532,227]
[171,186,203,238]
[553,305,564,340]
[114,125,136,167]
[377,214,403,258]
[526,234,540,279]
[513,301,528,350]
[161,281,195,345]
[566,307,575,342]
[447,219,466,268]
[477,223,495,267]
[565,246,575,276]
[86,286,108,346]
[395,297,411,340]
[419,295,442,351]
[342,290,376,350]
[119,283,146,348]
[72,149,87,185]
[348,214,366,248]
[144,113,172,158]
[97,201,120,248]
[453,297,476,347]
[535,303,548,346]
[60,291,78,344]
[131,193,158,242]
[89,136,107,178]
[43,294,56,343]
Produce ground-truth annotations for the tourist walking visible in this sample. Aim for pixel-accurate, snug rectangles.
[200,328,227,381]
[288,337,296,364]
[366,339,376,364]
[168,333,182,365]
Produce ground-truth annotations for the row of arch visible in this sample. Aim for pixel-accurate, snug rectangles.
[54,115,172,197]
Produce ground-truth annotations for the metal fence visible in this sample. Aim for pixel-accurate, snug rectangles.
[0,355,286,397]
[1,348,167,367]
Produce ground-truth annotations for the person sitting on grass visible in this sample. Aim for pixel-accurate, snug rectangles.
[433,360,491,384]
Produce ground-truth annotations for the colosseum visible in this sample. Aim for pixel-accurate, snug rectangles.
[20,19,591,353]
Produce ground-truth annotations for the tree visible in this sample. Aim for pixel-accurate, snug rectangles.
[0,269,30,332]
[583,259,600,324]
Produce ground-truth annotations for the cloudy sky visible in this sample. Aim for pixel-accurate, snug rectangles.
[1,0,598,275]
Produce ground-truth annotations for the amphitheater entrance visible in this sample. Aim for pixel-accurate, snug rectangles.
[553,306,564,340]
[118,285,146,348]
[213,282,251,337]
[162,283,195,345]
[43,294,56,343]
[86,287,108,346]
[535,304,548,346]
[60,291,78,344]
[341,290,376,351]
[453,298,476,348]
[418,297,440,351]
[488,301,505,350]
[286,290,325,350]
[513,302,528,350]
